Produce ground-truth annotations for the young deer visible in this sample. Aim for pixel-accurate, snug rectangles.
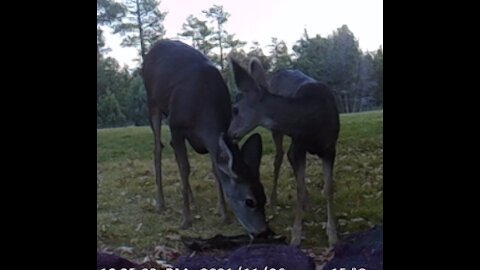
[143,40,268,236]
[228,58,340,246]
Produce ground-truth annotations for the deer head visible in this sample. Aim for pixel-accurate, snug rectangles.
[216,132,268,236]
[228,58,269,140]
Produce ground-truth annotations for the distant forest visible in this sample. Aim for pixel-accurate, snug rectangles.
[97,0,383,128]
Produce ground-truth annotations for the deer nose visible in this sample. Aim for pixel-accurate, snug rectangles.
[251,225,274,239]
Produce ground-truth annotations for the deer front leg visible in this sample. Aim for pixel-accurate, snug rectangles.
[170,140,194,204]
[270,131,284,209]
[322,152,338,246]
[211,160,229,224]
[150,113,165,213]
[171,133,192,229]
[287,141,307,246]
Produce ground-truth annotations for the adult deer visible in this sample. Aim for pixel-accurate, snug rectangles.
[143,40,268,236]
[228,58,340,246]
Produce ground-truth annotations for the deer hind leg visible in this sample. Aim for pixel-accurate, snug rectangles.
[149,112,165,213]
[287,140,307,246]
[269,131,284,209]
[321,150,338,246]
[171,131,193,229]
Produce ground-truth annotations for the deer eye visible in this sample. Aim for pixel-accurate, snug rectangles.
[245,198,256,208]
[232,107,239,116]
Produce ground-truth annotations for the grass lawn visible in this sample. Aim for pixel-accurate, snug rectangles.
[97,110,383,261]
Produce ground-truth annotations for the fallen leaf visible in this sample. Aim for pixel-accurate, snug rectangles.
[115,246,133,254]
[165,234,180,241]
[153,245,181,261]
[350,217,365,223]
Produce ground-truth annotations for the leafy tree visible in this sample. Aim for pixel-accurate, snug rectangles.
[97,0,125,54]
[292,25,362,113]
[247,41,271,71]
[355,53,378,111]
[268,37,293,71]
[328,25,361,113]
[293,29,331,82]
[98,57,121,98]
[127,74,149,126]
[224,33,246,53]
[114,0,167,62]
[97,88,128,127]
[373,47,383,107]
[97,57,132,126]
[97,0,125,25]
[202,5,230,71]
[178,15,214,55]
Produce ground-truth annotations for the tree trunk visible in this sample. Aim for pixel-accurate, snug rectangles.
[135,0,146,62]
[218,22,224,71]
[351,89,359,112]
[343,93,350,113]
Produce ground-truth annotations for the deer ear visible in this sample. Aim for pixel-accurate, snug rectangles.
[241,133,263,177]
[230,58,258,96]
[248,58,268,89]
[217,133,237,179]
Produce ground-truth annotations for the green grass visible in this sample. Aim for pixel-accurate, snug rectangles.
[97,110,383,261]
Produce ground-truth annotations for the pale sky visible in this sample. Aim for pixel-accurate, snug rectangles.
[103,0,383,68]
